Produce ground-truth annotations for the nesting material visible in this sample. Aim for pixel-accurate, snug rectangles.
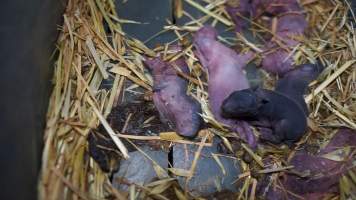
[39,0,356,199]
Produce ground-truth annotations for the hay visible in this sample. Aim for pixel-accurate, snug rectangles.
[39,0,356,199]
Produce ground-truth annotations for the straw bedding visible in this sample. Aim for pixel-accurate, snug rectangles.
[39,0,355,199]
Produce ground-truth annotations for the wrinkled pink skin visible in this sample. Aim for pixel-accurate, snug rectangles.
[262,14,307,75]
[263,128,356,200]
[227,0,304,34]
[226,0,307,75]
[225,0,253,32]
[251,0,302,17]
[261,38,298,75]
[193,26,257,148]
[144,57,202,138]
[276,14,307,35]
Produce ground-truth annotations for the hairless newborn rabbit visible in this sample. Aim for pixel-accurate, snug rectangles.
[194,26,257,148]
[144,53,202,138]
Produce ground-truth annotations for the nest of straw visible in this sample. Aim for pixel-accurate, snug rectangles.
[39,0,356,199]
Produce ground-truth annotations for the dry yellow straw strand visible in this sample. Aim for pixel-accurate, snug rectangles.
[86,36,109,79]
[305,60,356,103]
[184,0,233,26]
[322,99,356,129]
